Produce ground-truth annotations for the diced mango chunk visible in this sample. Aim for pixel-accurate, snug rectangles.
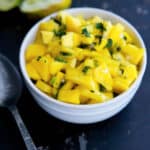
[61,32,80,48]
[113,77,129,93]
[58,89,80,104]
[93,63,113,91]
[122,44,144,65]
[36,80,52,94]
[41,31,54,44]
[39,20,59,31]
[26,63,41,80]
[31,55,51,82]
[49,59,65,75]
[25,44,46,61]
[65,15,81,33]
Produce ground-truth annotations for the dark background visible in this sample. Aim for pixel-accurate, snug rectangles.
[0,0,150,150]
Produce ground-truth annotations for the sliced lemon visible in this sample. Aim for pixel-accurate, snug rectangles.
[20,0,72,17]
[0,0,21,11]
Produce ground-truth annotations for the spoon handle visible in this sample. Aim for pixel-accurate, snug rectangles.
[9,106,37,150]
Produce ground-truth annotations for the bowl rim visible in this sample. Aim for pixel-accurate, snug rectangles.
[19,7,147,109]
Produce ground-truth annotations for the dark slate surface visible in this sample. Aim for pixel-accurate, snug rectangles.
[0,0,149,150]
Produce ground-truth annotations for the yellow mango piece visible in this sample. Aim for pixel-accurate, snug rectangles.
[106,59,120,77]
[39,20,59,31]
[25,44,46,61]
[93,63,113,91]
[58,89,80,104]
[113,77,129,93]
[95,38,107,51]
[48,39,61,57]
[81,34,94,44]
[41,31,54,44]
[88,16,103,24]
[122,44,144,65]
[66,67,97,90]
[121,64,138,85]
[36,80,52,94]
[61,32,80,48]
[31,55,51,82]
[35,29,43,44]
[26,63,41,80]
[61,81,74,90]
[104,92,114,100]
[109,23,124,43]
[66,15,81,32]
[78,87,104,103]
[49,59,65,75]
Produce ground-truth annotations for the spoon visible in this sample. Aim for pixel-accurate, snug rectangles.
[0,54,36,150]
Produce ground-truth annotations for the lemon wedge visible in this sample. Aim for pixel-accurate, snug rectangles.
[0,0,21,11]
[20,0,72,17]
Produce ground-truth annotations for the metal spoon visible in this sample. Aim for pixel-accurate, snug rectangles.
[0,54,36,150]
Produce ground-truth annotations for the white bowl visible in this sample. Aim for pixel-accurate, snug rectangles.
[19,8,147,124]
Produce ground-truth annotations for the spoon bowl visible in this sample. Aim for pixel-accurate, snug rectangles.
[0,54,22,107]
[0,54,36,150]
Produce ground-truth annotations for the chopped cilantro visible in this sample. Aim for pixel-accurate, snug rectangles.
[82,28,90,37]
[60,52,72,56]
[55,57,67,63]
[54,29,66,37]
[95,35,102,44]
[99,84,106,92]
[78,43,96,51]
[105,38,113,49]
[52,17,62,26]
[123,35,127,40]
[78,43,89,49]
[90,90,94,93]
[82,66,91,74]
[120,68,124,74]
[116,47,121,51]
[109,49,113,56]
[36,56,42,61]
[50,76,56,86]
[95,23,106,32]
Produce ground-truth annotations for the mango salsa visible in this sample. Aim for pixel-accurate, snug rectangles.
[25,12,144,105]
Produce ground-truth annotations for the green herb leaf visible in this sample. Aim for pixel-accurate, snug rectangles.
[60,52,72,56]
[82,66,91,74]
[78,43,90,49]
[82,28,90,37]
[120,68,124,74]
[95,23,106,32]
[36,56,42,61]
[78,43,96,51]
[116,47,121,51]
[99,84,106,92]
[95,35,102,44]
[52,17,62,26]
[105,38,113,49]
[90,90,94,93]
[54,29,66,37]
[55,57,67,63]
[109,49,113,56]
[50,76,56,86]
[123,35,127,40]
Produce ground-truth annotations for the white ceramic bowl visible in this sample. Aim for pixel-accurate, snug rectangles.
[19,8,147,124]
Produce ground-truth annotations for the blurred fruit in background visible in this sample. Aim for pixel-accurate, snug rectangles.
[0,0,21,11]
[0,0,72,18]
